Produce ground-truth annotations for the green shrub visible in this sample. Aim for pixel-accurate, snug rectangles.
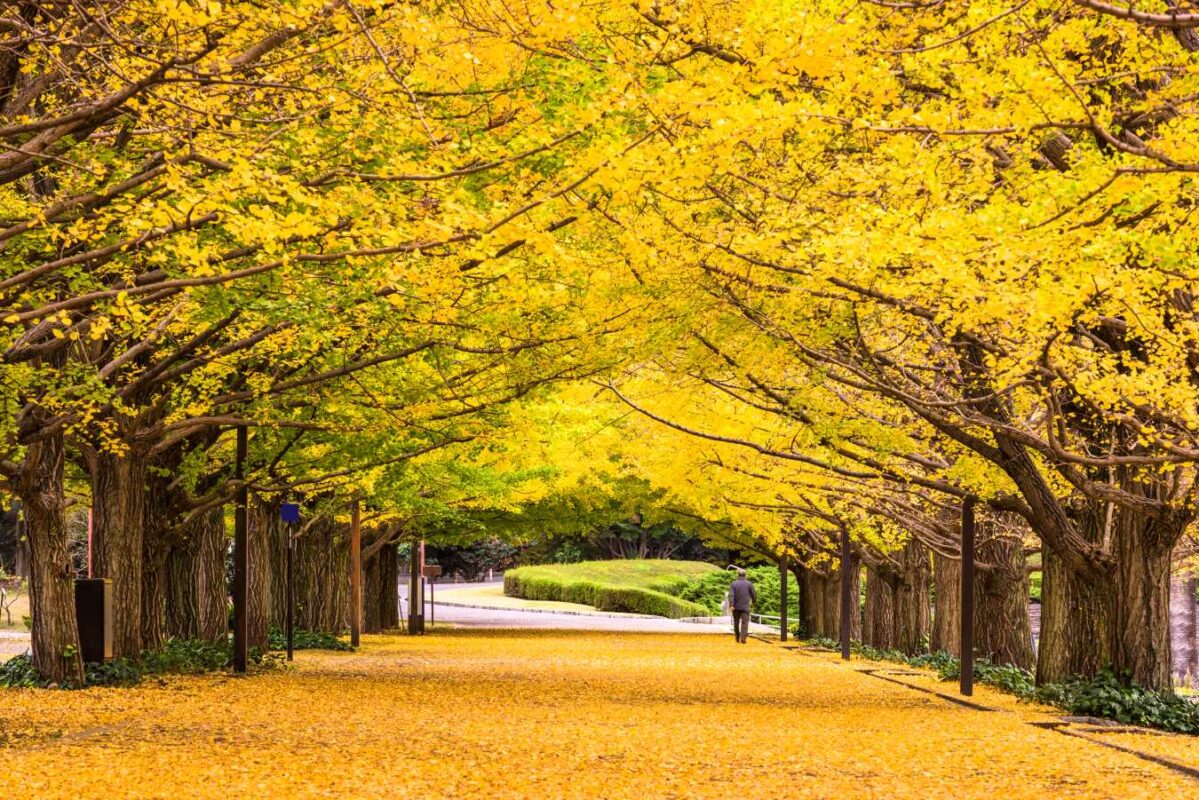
[592,586,709,618]
[933,657,1036,697]
[801,637,1198,735]
[0,638,285,689]
[0,654,39,687]
[675,566,799,618]
[267,627,353,651]
[504,561,712,619]
[1032,669,1199,734]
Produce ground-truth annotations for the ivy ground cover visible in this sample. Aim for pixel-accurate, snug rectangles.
[4,631,1197,798]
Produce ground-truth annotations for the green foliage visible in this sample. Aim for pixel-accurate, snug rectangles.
[1032,669,1199,735]
[0,653,39,687]
[1029,571,1042,603]
[267,628,353,652]
[802,638,1198,734]
[934,658,1036,697]
[504,560,714,618]
[0,639,285,689]
[551,540,587,564]
[674,566,799,617]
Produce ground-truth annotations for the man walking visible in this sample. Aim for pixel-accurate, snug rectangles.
[728,568,756,644]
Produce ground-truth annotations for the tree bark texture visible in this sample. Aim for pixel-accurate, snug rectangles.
[247,498,276,650]
[87,448,148,658]
[864,564,897,651]
[894,539,931,655]
[931,552,961,657]
[974,530,1034,670]
[19,430,84,685]
[294,517,348,634]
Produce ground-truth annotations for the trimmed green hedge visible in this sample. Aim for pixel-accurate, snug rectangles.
[504,562,712,619]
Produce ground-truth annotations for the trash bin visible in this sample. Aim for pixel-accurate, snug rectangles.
[75,578,113,662]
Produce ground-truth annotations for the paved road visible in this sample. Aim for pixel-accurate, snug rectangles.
[0,628,29,660]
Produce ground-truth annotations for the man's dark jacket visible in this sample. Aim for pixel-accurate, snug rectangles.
[728,578,756,611]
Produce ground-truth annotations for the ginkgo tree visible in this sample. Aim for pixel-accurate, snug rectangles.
[0,0,658,682]
[576,0,1199,690]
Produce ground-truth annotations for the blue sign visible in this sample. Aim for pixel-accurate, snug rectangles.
[280,503,301,524]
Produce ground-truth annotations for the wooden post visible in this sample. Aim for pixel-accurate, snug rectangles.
[960,495,976,696]
[779,554,789,642]
[350,497,361,648]
[407,540,425,634]
[286,526,294,661]
[840,526,852,661]
[233,426,248,674]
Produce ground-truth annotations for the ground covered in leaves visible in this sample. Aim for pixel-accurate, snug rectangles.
[3,630,1198,798]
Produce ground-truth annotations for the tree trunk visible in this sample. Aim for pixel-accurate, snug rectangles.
[140,478,178,651]
[1037,543,1110,685]
[88,448,147,658]
[363,551,381,634]
[247,499,274,650]
[801,568,828,638]
[378,544,399,630]
[14,536,30,579]
[268,504,288,632]
[19,430,84,685]
[864,564,897,650]
[165,508,227,642]
[295,517,348,634]
[820,554,861,642]
[140,535,170,651]
[975,531,1034,670]
[931,552,961,656]
[1109,503,1178,690]
[895,539,931,655]
[165,535,199,641]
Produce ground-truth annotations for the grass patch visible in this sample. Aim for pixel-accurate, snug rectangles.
[504,560,716,618]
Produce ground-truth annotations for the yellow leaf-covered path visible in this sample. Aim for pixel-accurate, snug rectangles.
[4,630,1197,798]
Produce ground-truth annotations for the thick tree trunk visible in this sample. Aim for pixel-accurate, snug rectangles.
[140,479,177,651]
[1037,543,1110,685]
[801,568,828,638]
[165,535,198,641]
[363,551,382,634]
[895,539,931,655]
[19,430,84,685]
[1109,505,1177,690]
[165,508,227,642]
[378,544,399,630]
[140,536,170,651]
[88,448,147,658]
[247,499,275,650]
[268,504,288,632]
[864,564,897,650]
[821,569,840,638]
[828,554,861,642]
[295,518,348,634]
[931,552,961,656]
[974,532,1034,670]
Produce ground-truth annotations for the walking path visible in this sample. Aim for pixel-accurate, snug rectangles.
[0,583,770,665]
[0,628,29,660]
[418,581,769,634]
[5,630,1196,798]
